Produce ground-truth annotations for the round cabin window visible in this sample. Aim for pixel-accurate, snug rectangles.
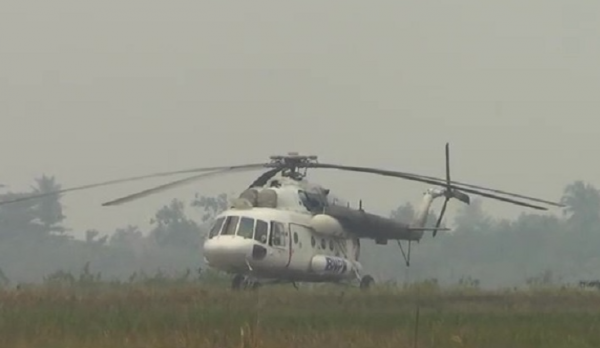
[321,238,326,249]
[329,239,334,251]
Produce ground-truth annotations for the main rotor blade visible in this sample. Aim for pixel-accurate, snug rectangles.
[304,163,555,210]
[306,162,564,208]
[102,166,268,206]
[0,163,269,206]
[248,167,284,188]
[427,143,560,207]
[413,172,563,207]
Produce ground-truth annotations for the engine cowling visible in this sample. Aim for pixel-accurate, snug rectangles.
[309,214,348,238]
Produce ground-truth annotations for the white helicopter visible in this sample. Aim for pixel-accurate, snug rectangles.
[0,143,564,290]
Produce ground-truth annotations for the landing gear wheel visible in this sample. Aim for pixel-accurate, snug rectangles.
[360,275,375,290]
[250,281,261,290]
[231,274,245,290]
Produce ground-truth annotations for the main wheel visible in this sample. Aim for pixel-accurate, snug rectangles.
[231,274,245,290]
[250,281,261,290]
[360,275,375,290]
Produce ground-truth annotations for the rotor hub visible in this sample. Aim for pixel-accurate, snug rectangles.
[268,152,318,179]
[268,152,318,167]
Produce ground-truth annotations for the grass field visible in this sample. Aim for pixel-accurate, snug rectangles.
[1,277,600,348]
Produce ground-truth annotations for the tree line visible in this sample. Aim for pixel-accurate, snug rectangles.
[0,175,597,288]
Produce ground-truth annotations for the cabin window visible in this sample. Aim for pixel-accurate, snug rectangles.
[254,220,269,244]
[329,239,334,251]
[237,217,255,239]
[271,222,288,247]
[208,217,225,238]
[221,216,239,235]
[311,236,316,247]
[293,232,298,244]
[320,238,326,250]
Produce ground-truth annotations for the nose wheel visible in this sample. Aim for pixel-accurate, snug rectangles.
[232,274,244,290]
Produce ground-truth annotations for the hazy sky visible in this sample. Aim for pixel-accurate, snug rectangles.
[1,0,598,238]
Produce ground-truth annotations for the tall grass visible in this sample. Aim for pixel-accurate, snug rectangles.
[0,266,599,347]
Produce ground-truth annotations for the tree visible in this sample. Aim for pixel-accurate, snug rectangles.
[85,229,108,246]
[0,176,66,241]
[453,198,493,235]
[30,175,66,235]
[390,202,415,222]
[560,181,600,232]
[559,181,600,264]
[390,201,441,228]
[504,213,564,267]
[191,193,229,223]
[149,199,203,250]
[0,191,43,240]
[109,225,144,248]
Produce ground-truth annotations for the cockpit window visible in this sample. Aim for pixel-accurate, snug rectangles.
[254,220,269,244]
[237,217,255,239]
[208,217,225,238]
[221,216,239,235]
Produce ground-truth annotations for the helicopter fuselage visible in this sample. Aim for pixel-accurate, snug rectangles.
[203,206,362,283]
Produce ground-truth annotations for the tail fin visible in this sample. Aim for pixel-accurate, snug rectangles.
[410,188,443,229]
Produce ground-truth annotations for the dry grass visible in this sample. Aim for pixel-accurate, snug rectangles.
[0,280,599,348]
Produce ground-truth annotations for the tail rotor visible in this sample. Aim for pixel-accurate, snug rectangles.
[433,143,470,237]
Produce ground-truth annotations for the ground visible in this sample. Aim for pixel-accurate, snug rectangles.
[1,281,599,347]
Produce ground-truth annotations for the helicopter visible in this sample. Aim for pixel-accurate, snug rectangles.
[0,143,564,290]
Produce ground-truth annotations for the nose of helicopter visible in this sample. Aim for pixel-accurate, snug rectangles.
[203,236,258,270]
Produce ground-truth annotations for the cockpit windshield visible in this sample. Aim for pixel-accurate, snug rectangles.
[221,216,239,235]
[237,217,255,239]
[209,214,274,244]
[208,217,225,238]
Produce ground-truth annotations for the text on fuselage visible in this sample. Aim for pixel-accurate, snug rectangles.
[324,257,347,274]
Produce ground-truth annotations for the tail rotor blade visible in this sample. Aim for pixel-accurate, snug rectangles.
[451,190,471,205]
[434,197,449,237]
[445,142,451,187]
[434,142,451,238]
